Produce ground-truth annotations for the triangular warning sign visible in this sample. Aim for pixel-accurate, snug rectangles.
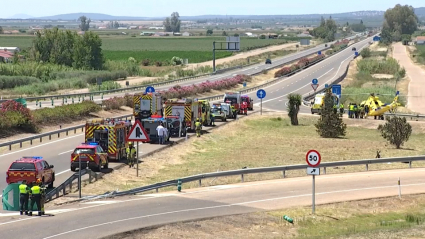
[311,84,319,91]
[126,120,150,142]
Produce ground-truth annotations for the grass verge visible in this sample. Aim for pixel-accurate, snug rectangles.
[110,194,425,239]
[82,114,425,195]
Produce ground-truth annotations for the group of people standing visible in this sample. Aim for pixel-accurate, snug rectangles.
[19,179,45,216]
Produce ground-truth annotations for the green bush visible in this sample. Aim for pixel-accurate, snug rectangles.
[360,48,371,58]
[0,75,41,89]
[0,100,38,135]
[12,78,87,95]
[0,62,73,80]
[89,81,121,92]
[32,101,101,125]
[357,57,401,75]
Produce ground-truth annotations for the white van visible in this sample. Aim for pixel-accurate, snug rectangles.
[220,103,233,118]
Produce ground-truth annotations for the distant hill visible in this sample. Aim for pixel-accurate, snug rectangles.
[34,13,155,21]
[21,8,425,21]
[8,14,34,19]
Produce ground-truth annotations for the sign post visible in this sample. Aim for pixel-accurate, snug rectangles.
[311,79,319,93]
[257,89,266,115]
[332,84,342,106]
[126,120,150,176]
[145,86,155,94]
[306,149,321,214]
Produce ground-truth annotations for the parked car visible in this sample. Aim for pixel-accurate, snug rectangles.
[6,156,55,188]
[265,59,272,64]
[71,142,108,172]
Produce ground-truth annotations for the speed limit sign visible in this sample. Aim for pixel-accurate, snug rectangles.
[306,150,321,167]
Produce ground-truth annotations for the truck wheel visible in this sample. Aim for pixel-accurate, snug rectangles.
[224,118,227,122]
[71,166,76,172]
[182,131,187,137]
[96,162,102,172]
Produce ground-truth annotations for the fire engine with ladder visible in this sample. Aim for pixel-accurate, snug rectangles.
[85,118,132,161]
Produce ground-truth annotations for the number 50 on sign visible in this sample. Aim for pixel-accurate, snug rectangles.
[306,150,321,167]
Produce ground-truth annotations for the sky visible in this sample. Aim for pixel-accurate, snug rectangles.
[1,0,424,18]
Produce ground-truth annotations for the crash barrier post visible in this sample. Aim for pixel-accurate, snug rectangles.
[177,179,182,192]
[283,215,294,223]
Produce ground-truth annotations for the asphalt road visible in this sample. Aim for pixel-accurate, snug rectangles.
[0,36,370,194]
[0,168,424,238]
[241,36,373,113]
[25,36,360,110]
[0,114,251,193]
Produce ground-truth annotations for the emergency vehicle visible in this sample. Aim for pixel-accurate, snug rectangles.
[6,156,55,188]
[165,115,187,137]
[198,99,212,126]
[223,92,241,117]
[220,103,234,119]
[241,95,254,111]
[211,104,227,121]
[140,116,171,143]
[84,118,132,161]
[164,98,202,131]
[70,142,108,172]
[133,92,163,121]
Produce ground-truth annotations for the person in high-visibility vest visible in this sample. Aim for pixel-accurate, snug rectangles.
[28,179,42,216]
[126,142,136,168]
[333,104,337,114]
[19,180,31,215]
[209,109,215,126]
[349,103,354,118]
[195,118,202,137]
[339,103,344,114]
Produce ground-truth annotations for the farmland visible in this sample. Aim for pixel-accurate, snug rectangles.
[0,35,294,63]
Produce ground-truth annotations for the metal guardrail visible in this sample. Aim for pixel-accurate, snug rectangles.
[0,114,132,151]
[81,155,425,199]
[0,41,340,152]
[0,44,331,103]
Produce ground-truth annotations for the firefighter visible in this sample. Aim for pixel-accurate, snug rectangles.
[333,104,337,114]
[339,103,344,114]
[195,118,202,137]
[353,104,359,118]
[19,180,31,215]
[349,103,354,118]
[126,142,136,168]
[28,179,42,216]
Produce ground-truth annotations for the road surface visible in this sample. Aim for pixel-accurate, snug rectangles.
[0,36,371,193]
[25,36,360,110]
[0,168,423,238]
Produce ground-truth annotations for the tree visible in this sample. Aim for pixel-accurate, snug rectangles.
[287,94,302,125]
[0,26,3,34]
[360,20,363,24]
[351,20,366,32]
[29,28,104,69]
[378,116,412,149]
[206,29,213,35]
[164,12,181,32]
[382,4,418,43]
[315,88,347,138]
[78,16,91,31]
[222,31,227,36]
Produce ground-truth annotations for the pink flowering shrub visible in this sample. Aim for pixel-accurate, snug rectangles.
[0,100,38,134]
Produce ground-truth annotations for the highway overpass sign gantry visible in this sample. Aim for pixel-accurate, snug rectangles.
[212,36,240,72]
[306,149,321,214]
[257,89,266,115]
[126,120,150,176]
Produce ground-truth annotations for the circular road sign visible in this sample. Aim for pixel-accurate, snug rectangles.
[306,150,321,167]
[146,86,155,93]
[312,79,318,84]
[257,89,266,99]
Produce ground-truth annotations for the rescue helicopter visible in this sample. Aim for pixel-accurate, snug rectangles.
[360,91,400,120]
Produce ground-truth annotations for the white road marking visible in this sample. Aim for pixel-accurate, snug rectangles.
[56,170,70,176]
[81,201,119,205]
[0,134,83,158]
[42,182,425,238]
[137,193,177,198]
[254,67,334,105]
[58,150,74,155]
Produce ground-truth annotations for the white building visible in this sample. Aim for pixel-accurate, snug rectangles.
[416,36,425,45]
[0,47,20,53]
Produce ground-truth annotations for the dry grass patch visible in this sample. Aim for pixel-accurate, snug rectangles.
[82,114,425,195]
[105,194,425,239]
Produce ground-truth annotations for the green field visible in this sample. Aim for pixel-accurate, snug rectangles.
[416,45,425,65]
[0,35,291,63]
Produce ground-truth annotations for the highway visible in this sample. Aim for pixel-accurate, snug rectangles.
[0,36,371,193]
[24,37,359,110]
[0,168,424,238]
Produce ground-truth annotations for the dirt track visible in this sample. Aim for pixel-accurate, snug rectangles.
[392,42,425,114]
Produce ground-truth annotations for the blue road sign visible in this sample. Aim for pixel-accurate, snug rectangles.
[325,84,329,88]
[355,51,359,56]
[257,89,266,99]
[332,84,342,98]
[312,79,318,84]
[373,36,381,41]
[145,86,155,93]
[318,51,321,55]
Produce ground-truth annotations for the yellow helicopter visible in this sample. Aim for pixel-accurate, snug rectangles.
[360,91,400,120]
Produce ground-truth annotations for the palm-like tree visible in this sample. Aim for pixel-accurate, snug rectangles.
[287,93,302,125]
